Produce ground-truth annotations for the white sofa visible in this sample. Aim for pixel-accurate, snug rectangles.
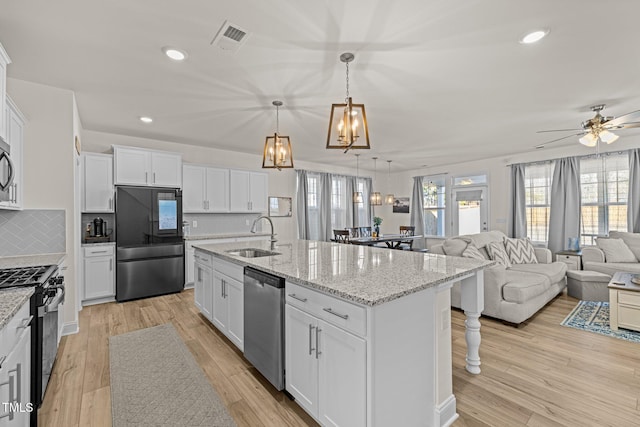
[581,231,640,277]
[431,231,567,324]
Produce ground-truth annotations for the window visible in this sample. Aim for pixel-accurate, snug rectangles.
[423,177,446,236]
[307,174,321,240]
[580,153,628,246]
[524,163,554,243]
[331,176,347,230]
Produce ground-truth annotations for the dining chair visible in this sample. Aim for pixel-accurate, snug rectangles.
[333,229,351,243]
[398,226,415,250]
[359,226,372,237]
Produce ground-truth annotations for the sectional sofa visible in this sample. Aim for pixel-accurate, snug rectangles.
[431,230,567,324]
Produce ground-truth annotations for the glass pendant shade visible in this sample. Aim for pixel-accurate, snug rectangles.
[599,130,619,144]
[353,153,363,204]
[385,160,395,204]
[262,100,294,170]
[578,132,598,147]
[371,192,382,205]
[353,191,363,203]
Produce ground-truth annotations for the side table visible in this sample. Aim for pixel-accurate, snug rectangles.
[555,250,582,270]
[608,272,640,332]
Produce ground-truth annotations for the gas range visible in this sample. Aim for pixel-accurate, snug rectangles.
[0,265,58,289]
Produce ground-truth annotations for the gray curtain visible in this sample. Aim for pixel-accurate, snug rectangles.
[346,176,357,227]
[548,157,581,254]
[410,176,426,249]
[295,170,310,239]
[628,149,640,233]
[508,164,527,238]
[319,173,333,241]
[363,177,373,225]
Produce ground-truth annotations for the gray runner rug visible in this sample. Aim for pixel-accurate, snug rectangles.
[109,323,236,426]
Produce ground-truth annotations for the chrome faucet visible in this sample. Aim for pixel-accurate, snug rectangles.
[251,215,277,250]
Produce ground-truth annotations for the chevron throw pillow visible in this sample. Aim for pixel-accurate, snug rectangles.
[487,241,512,268]
[504,237,538,264]
[462,243,485,260]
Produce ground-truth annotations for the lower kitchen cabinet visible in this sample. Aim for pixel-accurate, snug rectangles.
[0,300,32,426]
[82,244,115,304]
[194,250,244,351]
[285,299,366,426]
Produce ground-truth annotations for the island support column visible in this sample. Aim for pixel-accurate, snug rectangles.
[460,270,484,374]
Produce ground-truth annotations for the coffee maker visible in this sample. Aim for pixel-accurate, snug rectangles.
[92,217,106,237]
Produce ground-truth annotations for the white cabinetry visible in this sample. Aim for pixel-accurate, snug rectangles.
[211,258,244,350]
[194,250,213,319]
[81,153,113,212]
[183,164,229,213]
[113,146,182,188]
[82,244,115,304]
[0,97,24,210]
[229,170,268,212]
[0,299,31,426]
[0,43,10,143]
[285,283,366,426]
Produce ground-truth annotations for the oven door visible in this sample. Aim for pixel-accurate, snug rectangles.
[38,285,64,403]
[0,139,15,202]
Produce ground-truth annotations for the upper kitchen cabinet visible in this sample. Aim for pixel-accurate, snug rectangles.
[81,153,113,212]
[183,164,229,213]
[0,96,25,210]
[0,42,10,143]
[229,170,268,213]
[113,145,182,188]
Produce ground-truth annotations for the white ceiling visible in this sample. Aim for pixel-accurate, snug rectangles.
[1,0,640,171]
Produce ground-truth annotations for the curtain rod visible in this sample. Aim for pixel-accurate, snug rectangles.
[506,149,630,167]
[413,172,448,179]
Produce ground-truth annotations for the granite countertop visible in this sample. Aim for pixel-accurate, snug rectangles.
[0,287,34,330]
[0,252,67,269]
[184,232,271,241]
[193,240,494,306]
[81,242,116,247]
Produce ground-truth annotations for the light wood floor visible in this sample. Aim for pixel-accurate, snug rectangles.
[38,290,640,427]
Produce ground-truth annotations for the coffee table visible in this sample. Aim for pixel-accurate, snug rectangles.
[608,272,640,332]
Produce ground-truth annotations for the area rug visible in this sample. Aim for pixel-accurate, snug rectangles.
[561,301,640,343]
[109,323,236,426]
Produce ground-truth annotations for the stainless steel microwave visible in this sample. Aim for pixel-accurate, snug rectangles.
[0,139,15,202]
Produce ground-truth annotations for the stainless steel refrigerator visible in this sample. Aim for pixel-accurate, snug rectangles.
[115,186,184,302]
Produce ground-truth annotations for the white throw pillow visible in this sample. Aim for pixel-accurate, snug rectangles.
[504,237,538,264]
[486,241,512,268]
[596,238,637,263]
[609,231,640,261]
[462,243,485,260]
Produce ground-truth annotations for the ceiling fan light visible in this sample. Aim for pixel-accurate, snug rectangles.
[599,130,619,144]
[579,133,598,147]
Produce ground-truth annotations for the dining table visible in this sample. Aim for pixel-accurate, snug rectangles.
[348,234,424,249]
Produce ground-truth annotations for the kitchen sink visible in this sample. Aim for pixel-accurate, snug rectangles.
[225,248,280,258]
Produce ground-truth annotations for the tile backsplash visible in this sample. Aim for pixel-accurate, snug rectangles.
[0,209,66,256]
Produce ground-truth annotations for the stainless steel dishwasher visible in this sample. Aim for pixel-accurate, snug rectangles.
[243,267,285,390]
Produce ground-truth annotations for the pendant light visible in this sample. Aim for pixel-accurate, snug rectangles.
[353,154,363,203]
[262,100,294,170]
[385,160,395,205]
[370,157,382,206]
[326,52,371,153]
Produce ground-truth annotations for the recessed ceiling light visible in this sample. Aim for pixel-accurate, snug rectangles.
[520,30,549,44]
[162,47,187,61]
[139,116,153,124]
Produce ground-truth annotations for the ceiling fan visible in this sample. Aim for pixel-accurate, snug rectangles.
[535,104,640,149]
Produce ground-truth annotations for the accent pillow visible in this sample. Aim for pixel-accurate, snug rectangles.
[595,238,637,263]
[462,243,485,260]
[486,241,512,268]
[504,237,538,264]
[609,231,640,261]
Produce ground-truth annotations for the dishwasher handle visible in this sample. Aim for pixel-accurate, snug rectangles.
[244,267,285,289]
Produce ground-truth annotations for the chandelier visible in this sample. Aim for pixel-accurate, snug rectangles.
[385,160,395,204]
[353,154,363,203]
[326,52,370,153]
[370,157,382,206]
[262,100,294,170]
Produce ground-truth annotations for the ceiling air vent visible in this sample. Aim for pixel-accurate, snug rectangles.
[211,20,250,53]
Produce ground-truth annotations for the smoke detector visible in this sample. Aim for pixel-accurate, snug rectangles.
[211,20,250,53]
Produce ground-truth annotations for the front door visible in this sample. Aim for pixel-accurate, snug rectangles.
[452,186,488,236]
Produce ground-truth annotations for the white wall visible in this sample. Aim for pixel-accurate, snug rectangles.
[7,78,78,328]
[82,130,365,241]
[385,139,640,239]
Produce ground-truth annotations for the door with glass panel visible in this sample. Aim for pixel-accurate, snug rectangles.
[452,186,488,236]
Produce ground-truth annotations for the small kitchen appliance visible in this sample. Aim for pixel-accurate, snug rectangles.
[92,217,106,237]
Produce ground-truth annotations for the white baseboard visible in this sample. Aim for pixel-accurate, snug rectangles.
[61,321,79,336]
[82,296,116,306]
[437,394,459,427]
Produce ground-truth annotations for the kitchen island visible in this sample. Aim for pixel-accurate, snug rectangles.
[194,239,493,427]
